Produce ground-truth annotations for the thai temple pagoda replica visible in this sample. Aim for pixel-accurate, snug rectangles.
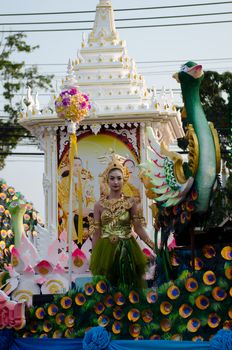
[20,0,184,243]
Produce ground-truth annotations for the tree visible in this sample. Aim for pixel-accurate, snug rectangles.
[200,70,232,168]
[178,70,232,168]
[177,70,232,227]
[0,33,54,169]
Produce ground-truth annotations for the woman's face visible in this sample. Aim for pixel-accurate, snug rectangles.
[108,169,123,192]
[73,158,82,176]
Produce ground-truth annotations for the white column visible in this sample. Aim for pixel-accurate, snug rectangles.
[43,127,58,241]
[140,122,153,237]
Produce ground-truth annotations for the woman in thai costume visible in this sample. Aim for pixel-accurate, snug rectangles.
[90,153,155,288]
[58,157,95,246]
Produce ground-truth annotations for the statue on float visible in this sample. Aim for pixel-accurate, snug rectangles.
[140,61,221,279]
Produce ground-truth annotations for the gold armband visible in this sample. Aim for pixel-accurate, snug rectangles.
[132,214,146,227]
[94,221,101,229]
[132,207,146,227]
[88,217,101,236]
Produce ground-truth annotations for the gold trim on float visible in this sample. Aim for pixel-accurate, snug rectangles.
[208,122,221,174]
[13,290,33,296]
[181,106,187,120]
[174,159,187,184]
[160,141,182,163]
[186,124,199,177]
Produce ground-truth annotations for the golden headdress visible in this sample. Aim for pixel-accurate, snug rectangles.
[99,151,130,183]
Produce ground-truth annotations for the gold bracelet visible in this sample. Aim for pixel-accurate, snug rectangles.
[94,221,101,229]
[132,215,146,227]
[88,218,101,236]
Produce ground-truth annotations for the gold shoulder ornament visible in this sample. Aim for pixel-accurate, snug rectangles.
[208,122,221,173]
[185,124,199,177]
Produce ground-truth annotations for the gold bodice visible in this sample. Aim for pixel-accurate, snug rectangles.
[99,196,134,241]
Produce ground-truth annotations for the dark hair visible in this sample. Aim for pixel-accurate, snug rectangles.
[74,157,82,165]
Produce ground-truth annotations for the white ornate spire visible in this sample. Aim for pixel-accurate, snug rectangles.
[61,59,78,89]
[88,0,119,44]
[20,0,184,144]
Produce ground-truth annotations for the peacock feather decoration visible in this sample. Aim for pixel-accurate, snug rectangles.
[139,62,221,279]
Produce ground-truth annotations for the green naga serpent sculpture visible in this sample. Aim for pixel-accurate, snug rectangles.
[140,61,221,278]
[8,197,27,248]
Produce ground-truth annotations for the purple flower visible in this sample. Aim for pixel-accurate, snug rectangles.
[62,97,70,106]
[60,90,68,97]
[80,101,87,109]
[83,94,89,101]
[88,104,91,110]
[69,88,77,95]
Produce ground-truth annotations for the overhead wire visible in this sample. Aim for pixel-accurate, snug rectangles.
[1,11,232,26]
[0,152,44,156]
[1,20,232,33]
[22,57,232,66]
[0,1,232,16]
[1,146,231,157]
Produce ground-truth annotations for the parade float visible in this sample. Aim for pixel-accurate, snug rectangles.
[0,1,231,349]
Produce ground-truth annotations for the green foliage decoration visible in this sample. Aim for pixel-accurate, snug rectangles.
[0,178,43,268]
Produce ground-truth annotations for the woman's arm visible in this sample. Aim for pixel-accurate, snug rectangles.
[92,202,102,248]
[131,202,155,250]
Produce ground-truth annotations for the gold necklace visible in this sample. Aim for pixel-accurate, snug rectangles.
[100,195,133,215]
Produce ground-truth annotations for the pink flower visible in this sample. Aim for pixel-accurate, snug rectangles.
[72,248,86,260]
[80,101,87,109]
[35,260,53,275]
[69,88,77,95]
[72,248,86,267]
[143,248,152,257]
[83,94,89,101]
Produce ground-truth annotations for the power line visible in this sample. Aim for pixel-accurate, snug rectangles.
[1,146,231,157]
[0,152,44,156]
[29,64,232,73]
[23,57,232,66]
[1,19,232,33]
[141,67,232,74]
[0,64,229,83]
[137,58,232,64]
[0,2,231,16]
[2,12,232,26]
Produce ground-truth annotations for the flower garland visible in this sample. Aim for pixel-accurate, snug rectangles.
[55,88,91,123]
[83,326,111,350]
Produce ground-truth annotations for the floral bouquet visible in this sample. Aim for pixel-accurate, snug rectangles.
[55,87,91,123]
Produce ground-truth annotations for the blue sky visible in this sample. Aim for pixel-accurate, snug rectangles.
[0,0,232,217]
[1,0,231,91]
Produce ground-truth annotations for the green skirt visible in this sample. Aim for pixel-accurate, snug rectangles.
[90,236,147,288]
